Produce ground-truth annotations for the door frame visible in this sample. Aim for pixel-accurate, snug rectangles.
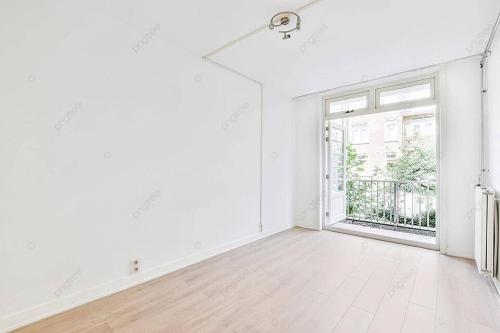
[319,72,442,251]
[325,121,348,226]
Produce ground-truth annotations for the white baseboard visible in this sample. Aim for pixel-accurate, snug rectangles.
[0,225,292,333]
[445,247,474,260]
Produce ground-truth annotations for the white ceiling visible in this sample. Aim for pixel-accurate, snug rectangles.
[0,0,309,61]
[1,0,499,97]
[91,0,312,58]
[210,0,500,96]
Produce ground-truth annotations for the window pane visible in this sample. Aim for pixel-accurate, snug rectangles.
[331,141,343,154]
[379,83,431,106]
[331,154,344,167]
[331,119,345,128]
[329,95,367,114]
[331,167,344,180]
[330,128,343,142]
[349,121,369,144]
[331,180,344,192]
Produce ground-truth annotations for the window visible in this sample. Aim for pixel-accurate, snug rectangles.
[349,121,369,144]
[357,153,368,163]
[331,141,343,154]
[376,78,435,108]
[331,167,344,179]
[407,116,435,137]
[386,152,397,167]
[385,152,396,159]
[331,180,344,192]
[324,76,437,122]
[327,92,368,115]
[331,154,343,167]
[331,118,345,128]
[330,128,343,142]
[384,119,399,142]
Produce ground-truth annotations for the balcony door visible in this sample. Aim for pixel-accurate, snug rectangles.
[322,75,440,250]
[325,120,347,226]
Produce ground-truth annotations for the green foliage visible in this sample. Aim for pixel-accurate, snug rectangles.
[386,148,435,182]
[371,166,384,179]
[386,140,436,193]
[345,142,436,229]
[346,144,367,215]
[346,144,365,179]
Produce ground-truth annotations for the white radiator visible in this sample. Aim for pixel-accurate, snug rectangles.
[474,185,497,276]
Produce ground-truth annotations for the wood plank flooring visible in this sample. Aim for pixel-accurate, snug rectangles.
[13,228,500,333]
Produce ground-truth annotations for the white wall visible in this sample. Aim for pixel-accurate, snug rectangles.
[292,95,322,230]
[292,56,483,258]
[0,5,293,331]
[440,57,483,258]
[262,84,294,232]
[485,29,500,194]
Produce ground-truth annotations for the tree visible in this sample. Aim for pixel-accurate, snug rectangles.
[386,146,436,183]
[386,138,437,227]
[346,144,365,179]
[346,144,368,216]
[386,136,436,192]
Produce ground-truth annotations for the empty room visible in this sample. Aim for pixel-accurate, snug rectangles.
[2,0,500,332]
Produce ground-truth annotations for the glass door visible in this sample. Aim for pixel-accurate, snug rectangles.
[325,119,347,227]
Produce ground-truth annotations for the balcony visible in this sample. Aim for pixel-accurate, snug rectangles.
[341,179,436,239]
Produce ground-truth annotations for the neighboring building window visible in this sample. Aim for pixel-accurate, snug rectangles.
[350,121,369,144]
[384,119,399,142]
[386,152,396,159]
[386,152,397,167]
[408,116,434,137]
[357,153,368,164]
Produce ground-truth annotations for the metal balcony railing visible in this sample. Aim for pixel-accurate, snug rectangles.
[346,179,436,231]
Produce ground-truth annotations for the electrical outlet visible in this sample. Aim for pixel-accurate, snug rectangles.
[130,259,140,274]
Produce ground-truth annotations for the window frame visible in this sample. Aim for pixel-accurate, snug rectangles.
[375,78,435,110]
[323,74,439,120]
[320,71,441,251]
[325,91,369,116]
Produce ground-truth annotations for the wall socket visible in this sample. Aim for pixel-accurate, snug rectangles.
[130,259,140,274]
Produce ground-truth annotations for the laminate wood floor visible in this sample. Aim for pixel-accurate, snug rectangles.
[13,228,500,333]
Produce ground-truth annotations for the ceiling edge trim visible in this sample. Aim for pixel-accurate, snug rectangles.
[292,53,483,100]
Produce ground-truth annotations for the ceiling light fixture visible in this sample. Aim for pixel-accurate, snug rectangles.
[269,12,301,40]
